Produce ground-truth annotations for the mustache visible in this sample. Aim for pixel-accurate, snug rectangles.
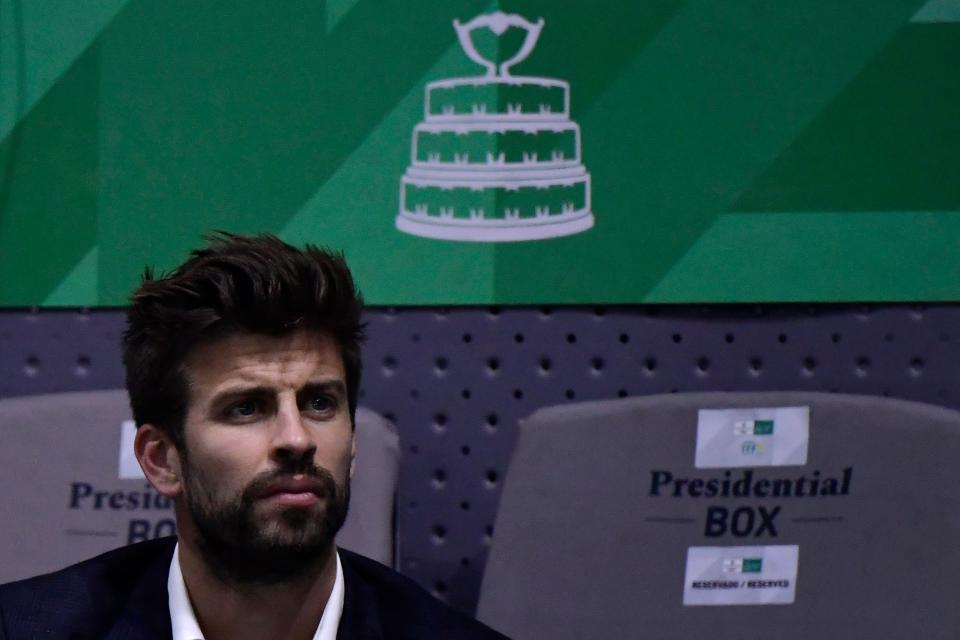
[240,463,338,503]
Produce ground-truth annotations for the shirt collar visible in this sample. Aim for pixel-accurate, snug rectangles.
[168,542,345,640]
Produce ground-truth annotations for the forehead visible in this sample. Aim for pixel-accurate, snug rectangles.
[183,329,345,393]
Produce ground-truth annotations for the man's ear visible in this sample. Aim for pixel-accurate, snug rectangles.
[134,424,183,497]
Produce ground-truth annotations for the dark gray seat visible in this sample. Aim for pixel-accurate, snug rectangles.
[0,390,399,583]
[477,391,960,640]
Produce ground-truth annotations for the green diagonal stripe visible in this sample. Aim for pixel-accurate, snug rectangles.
[281,32,499,304]
[734,22,960,213]
[646,211,960,302]
[97,0,488,304]
[492,0,926,303]
[0,0,128,142]
[0,41,100,304]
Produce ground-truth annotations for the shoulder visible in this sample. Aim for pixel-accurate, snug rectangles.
[0,536,175,596]
[338,549,509,640]
[0,537,175,638]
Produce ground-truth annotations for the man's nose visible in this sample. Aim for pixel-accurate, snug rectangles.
[271,401,317,463]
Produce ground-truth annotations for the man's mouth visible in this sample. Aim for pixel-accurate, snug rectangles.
[259,475,327,507]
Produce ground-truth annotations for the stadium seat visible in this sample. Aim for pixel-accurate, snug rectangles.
[477,391,960,639]
[0,390,399,583]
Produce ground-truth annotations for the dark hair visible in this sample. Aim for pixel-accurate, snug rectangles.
[122,232,365,447]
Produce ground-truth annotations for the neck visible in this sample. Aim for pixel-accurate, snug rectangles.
[177,537,338,640]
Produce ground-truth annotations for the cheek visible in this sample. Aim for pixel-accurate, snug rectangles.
[315,431,354,478]
[186,430,267,489]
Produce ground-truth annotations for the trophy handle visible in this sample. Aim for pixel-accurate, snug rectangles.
[454,11,545,78]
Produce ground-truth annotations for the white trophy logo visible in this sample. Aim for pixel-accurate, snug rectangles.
[396,12,595,242]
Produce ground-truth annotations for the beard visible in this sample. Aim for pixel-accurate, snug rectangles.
[179,456,350,586]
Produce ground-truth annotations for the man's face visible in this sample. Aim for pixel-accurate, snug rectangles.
[177,329,354,584]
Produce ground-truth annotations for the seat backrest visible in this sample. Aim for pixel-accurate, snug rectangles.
[339,406,400,566]
[477,391,960,640]
[0,390,399,583]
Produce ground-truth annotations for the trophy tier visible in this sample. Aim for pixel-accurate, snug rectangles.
[413,122,581,168]
[426,77,569,121]
[397,172,593,242]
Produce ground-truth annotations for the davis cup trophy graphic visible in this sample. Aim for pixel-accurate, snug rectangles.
[396,12,595,242]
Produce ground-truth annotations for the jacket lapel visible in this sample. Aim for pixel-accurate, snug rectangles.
[336,552,384,640]
[100,540,174,640]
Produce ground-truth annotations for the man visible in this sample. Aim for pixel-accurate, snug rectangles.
[0,234,507,639]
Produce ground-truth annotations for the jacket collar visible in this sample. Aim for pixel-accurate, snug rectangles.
[336,550,384,640]
[99,538,175,640]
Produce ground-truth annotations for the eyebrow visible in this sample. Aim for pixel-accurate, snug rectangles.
[298,380,348,400]
[208,380,347,408]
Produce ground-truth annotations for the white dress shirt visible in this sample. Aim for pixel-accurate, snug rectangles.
[167,543,345,640]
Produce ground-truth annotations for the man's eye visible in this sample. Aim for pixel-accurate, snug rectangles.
[227,400,259,419]
[307,395,335,413]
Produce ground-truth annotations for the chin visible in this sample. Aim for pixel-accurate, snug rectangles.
[260,512,330,543]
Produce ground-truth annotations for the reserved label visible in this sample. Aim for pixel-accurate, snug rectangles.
[683,545,799,606]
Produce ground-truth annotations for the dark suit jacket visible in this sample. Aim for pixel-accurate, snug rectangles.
[0,537,508,639]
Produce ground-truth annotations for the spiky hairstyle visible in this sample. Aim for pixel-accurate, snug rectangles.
[122,232,365,446]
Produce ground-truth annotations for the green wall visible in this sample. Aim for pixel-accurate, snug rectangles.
[1,0,957,305]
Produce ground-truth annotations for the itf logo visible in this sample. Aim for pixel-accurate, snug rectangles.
[722,557,763,574]
[741,440,762,455]
[396,11,594,242]
[734,419,775,436]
